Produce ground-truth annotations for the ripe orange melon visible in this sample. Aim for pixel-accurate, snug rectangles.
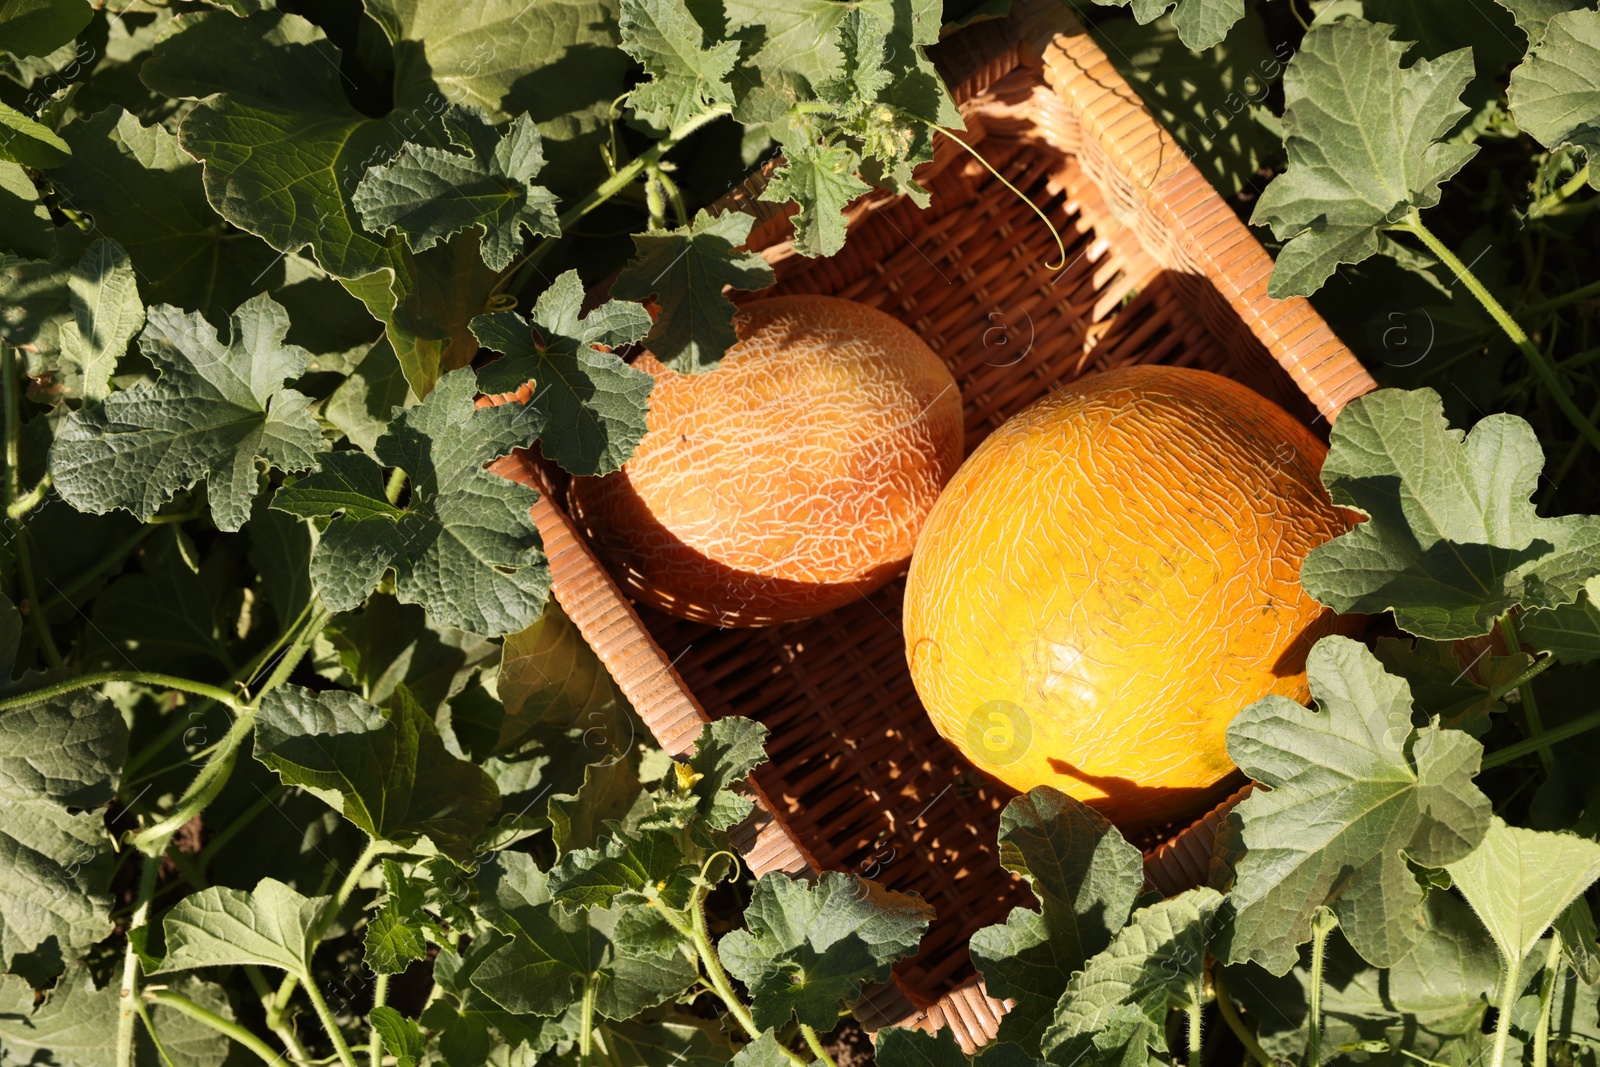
[903,365,1356,828]
[569,295,963,627]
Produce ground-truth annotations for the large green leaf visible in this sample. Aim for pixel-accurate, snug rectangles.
[619,0,739,131]
[1508,9,1600,189]
[272,366,549,636]
[364,858,442,975]
[1041,888,1224,1064]
[1519,576,1600,663]
[611,210,775,373]
[0,659,126,979]
[153,877,325,976]
[472,269,654,476]
[1091,0,1245,51]
[1250,20,1478,297]
[1301,388,1600,639]
[0,0,92,58]
[1446,816,1600,968]
[43,237,144,403]
[718,871,933,1030]
[353,107,560,272]
[51,293,324,532]
[472,851,698,1020]
[254,683,499,861]
[969,787,1145,1056]
[0,967,235,1067]
[54,107,285,321]
[1220,636,1492,974]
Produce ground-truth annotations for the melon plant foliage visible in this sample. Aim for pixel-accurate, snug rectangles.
[0,2,1598,1067]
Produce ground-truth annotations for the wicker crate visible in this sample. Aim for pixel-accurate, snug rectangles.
[495,0,1375,1052]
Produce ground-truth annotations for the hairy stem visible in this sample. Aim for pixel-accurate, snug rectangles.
[6,471,49,519]
[1212,967,1272,1067]
[1525,276,1600,315]
[302,975,361,1067]
[246,964,311,1063]
[0,671,242,712]
[1534,931,1563,1067]
[1491,953,1525,1067]
[1499,615,1553,772]
[1186,981,1204,1062]
[1,344,61,666]
[801,1024,840,1067]
[14,527,61,666]
[493,105,732,301]
[1307,908,1337,1067]
[115,855,162,1067]
[579,977,597,1067]
[688,896,761,1041]
[129,709,257,855]
[1489,653,1558,702]
[147,988,286,1067]
[272,838,392,1025]
[1526,163,1591,220]
[134,996,179,1067]
[369,973,390,1067]
[1485,707,1600,769]
[1396,210,1600,453]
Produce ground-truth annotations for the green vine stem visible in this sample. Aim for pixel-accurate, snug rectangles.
[129,709,256,855]
[578,977,598,1067]
[1526,163,1592,221]
[1524,276,1600,315]
[369,973,390,1067]
[1489,653,1558,702]
[1306,907,1337,1067]
[801,1023,841,1067]
[685,897,762,1042]
[1186,981,1204,1062]
[492,104,733,301]
[0,671,243,713]
[1212,965,1273,1067]
[1533,931,1563,1067]
[1490,949,1525,1067]
[1,344,62,666]
[147,988,286,1067]
[1499,615,1553,772]
[246,963,312,1063]
[115,854,162,1067]
[301,974,361,1067]
[270,837,393,1034]
[133,997,179,1067]
[6,472,50,520]
[1484,706,1600,769]
[1393,209,1600,454]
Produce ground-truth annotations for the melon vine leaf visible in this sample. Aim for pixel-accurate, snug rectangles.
[1496,0,1588,46]
[1371,637,1504,735]
[472,269,654,476]
[969,787,1145,1056]
[1301,388,1600,639]
[153,878,326,976]
[1507,9,1600,189]
[1520,577,1600,663]
[254,684,500,862]
[1219,635,1492,975]
[364,859,439,975]
[1250,20,1479,298]
[0,161,55,260]
[723,0,852,91]
[471,851,698,1020]
[272,367,549,635]
[0,0,92,58]
[1040,887,1225,1064]
[54,107,284,318]
[732,1030,802,1067]
[325,338,414,453]
[369,1006,426,1067]
[636,715,769,846]
[619,0,739,132]
[1445,815,1600,968]
[0,668,126,978]
[548,827,694,910]
[494,598,633,757]
[718,871,934,1031]
[353,107,561,272]
[51,293,322,533]
[761,140,872,258]
[550,756,645,856]
[0,100,69,168]
[1091,0,1246,51]
[611,210,776,373]
[0,967,234,1067]
[48,237,143,404]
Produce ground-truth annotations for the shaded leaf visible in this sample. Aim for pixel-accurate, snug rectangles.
[272,367,549,635]
[154,877,325,976]
[719,871,933,1030]
[353,107,560,272]
[1301,388,1600,639]
[1250,21,1478,297]
[472,270,654,476]
[0,0,92,57]
[611,210,775,372]
[1221,635,1492,974]
[1520,576,1600,664]
[970,787,1144,1056]
[1372,637,1503,735]
[0,99,70,168]
[51,293,323,532]
[254,683,499,861]
[364,859,437,976]
[51,237,143,403]
[0,160,56,259]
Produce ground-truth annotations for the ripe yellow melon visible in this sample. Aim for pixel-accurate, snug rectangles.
[569,295,963,627]
[903,365,1355,828]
